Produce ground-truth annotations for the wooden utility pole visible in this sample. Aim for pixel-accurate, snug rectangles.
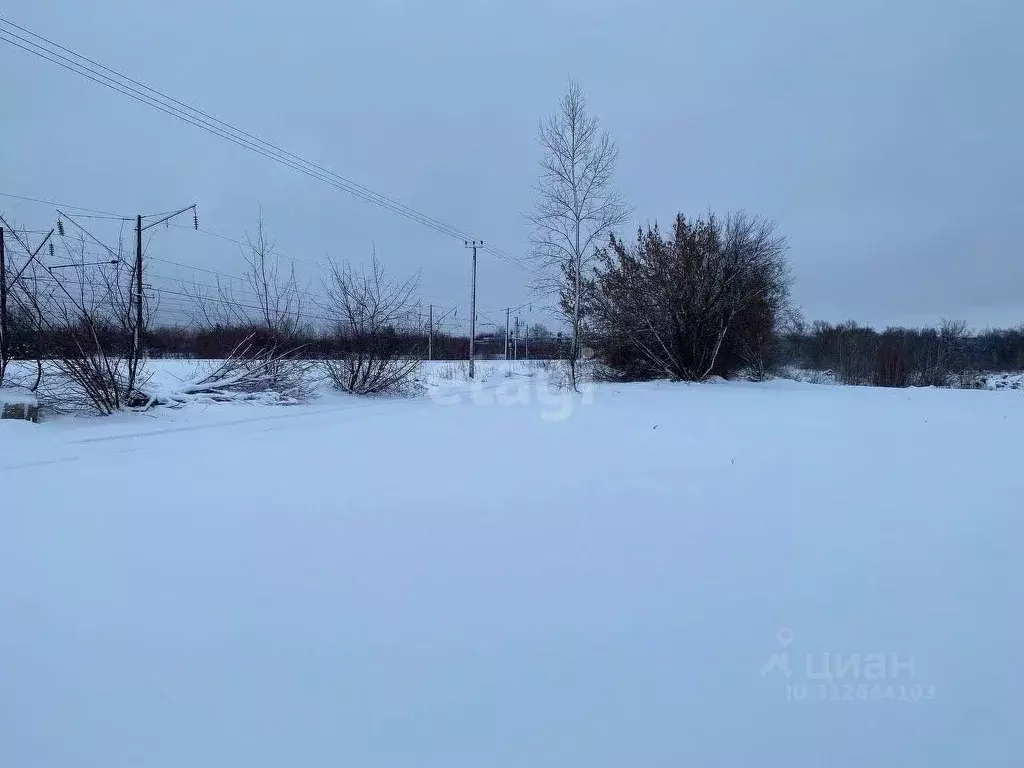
[134,204,197,351]
[0,227,7,380]
[465,240,481,379]
[505,307,510,361]
[127,205,197,393]
[134,214,143,363]
[428,304,433,362]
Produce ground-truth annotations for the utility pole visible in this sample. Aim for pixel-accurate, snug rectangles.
[428,304,433,362]
[505,307,510,361]
[465,240,481,379]
[525,323,529,361]
[0,227,7,381]
[514,316,519,360]
[134,214,143,364]
[128,204,197,392]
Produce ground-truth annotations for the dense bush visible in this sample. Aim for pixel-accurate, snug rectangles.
[587,211,791,381]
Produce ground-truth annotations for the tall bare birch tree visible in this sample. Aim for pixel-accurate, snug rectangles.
[529,79,628,389]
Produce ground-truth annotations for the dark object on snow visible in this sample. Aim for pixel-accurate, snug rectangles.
[1,400,39,423]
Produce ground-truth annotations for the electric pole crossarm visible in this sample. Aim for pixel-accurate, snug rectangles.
[48,260,118,269]
[56,210,120,260]
[141,204,197,232]
[0,219,55,286]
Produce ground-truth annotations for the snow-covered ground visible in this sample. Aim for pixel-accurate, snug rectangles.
[1,364,1022,767]
[980,370,1024,390]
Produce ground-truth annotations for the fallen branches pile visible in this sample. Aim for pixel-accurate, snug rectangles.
[138,336,313,409]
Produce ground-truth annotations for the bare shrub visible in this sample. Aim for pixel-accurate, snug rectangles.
[188,211,307,340]
[320,256,423,395]
[0,218,52,393]
[185,211,313,400]
[804,368,830,385]
[435,361,467,382]
[8,226,146,415]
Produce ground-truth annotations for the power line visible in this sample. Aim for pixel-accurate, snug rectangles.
[6,197,539,324]
[161,221,475,305]
[0,17,539,275]
[0,190,129,219]
[0,29,455,235]
[0,19,464,235]
[164,221,332,274]
[3,196,538,309]
[11,209,468,308]
[19,266,463,331]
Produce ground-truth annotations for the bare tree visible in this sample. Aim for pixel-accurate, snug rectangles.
[320,255,422,395]
[35,231,150,414]
[0,216,141,411]
[187,210,307,341]
[1,227,7,387]
[529,79,629,389]
[14,264,47,393]
[183,211,313,395]
[244,210,306,342]
[0,216,172,414]
[3,212,316,413]
[96,232,150,398]
[0,218,49,391]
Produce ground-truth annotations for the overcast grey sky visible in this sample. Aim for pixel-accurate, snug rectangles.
[2,0,1022,331]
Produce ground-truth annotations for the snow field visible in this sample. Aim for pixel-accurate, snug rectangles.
[1,366,1022,766]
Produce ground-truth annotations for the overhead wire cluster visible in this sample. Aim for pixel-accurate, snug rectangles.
[1,13,555,352]
[3,203,475,334]
[0,16,541,277]
[4,188,544,338]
